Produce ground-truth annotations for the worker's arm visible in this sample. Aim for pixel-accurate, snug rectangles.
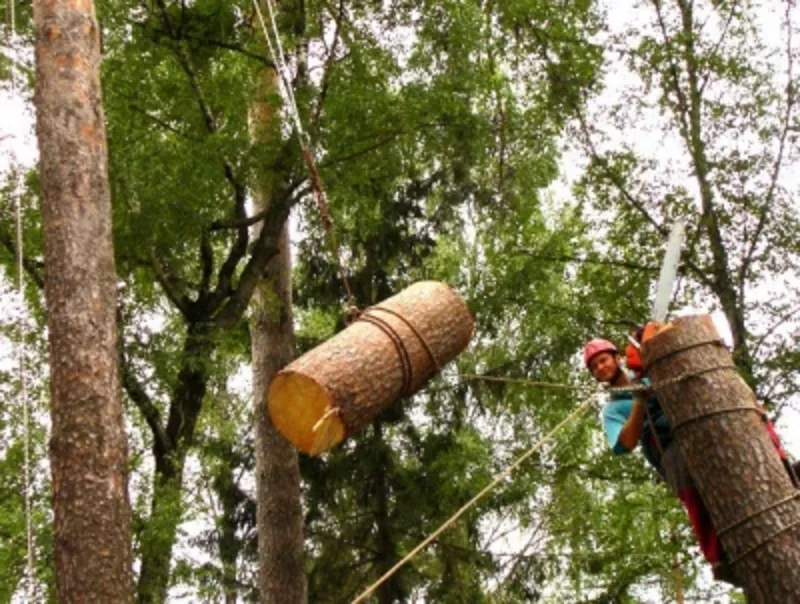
[617,395,647,451]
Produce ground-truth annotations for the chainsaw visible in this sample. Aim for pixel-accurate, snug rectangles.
[623,221,685,375]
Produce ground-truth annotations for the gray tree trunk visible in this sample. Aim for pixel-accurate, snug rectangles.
[249,67,307,604]
[33,0,134,599]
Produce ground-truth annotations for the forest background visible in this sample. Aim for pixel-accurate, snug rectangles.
[1,0,799,601]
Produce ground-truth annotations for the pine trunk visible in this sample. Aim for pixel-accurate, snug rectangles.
[249,67,307,604]
[642,315,800,602]
[33,0,134,599]
[268,281,474,455]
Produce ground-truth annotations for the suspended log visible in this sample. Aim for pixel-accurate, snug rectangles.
[268,281,474,456]
[642,315,800,602]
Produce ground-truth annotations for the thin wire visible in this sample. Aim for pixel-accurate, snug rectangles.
[7,8,36,594]
[263,0,305,140]
[251,0,304,139]
[351,396,595,603]
[251,0,358,311]
[460,373,596,393]
[15,177,35,598]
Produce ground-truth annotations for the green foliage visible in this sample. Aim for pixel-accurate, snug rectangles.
[5,0,795,600]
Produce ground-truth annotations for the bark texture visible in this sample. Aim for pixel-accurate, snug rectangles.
[33,0,134,599]
[268,281,474,454]
[642,315,800,602]
[249,67,307,604]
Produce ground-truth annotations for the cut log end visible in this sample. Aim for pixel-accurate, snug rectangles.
[267,371,346,455]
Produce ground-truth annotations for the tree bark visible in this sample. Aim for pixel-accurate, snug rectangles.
[642,315,800,602]
[250,66,307,604]
[373,421,401,604]
[268,281,475,455]
[33,0,134,599]
[212,441,245,604]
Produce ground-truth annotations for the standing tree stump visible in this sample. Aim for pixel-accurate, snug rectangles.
[642,315,800,602]
[268,281,474,455]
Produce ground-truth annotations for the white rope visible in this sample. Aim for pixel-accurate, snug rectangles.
[7,8,36,595]
[15,175,35,597]
[351,396,596,603]
[251,0,308,145]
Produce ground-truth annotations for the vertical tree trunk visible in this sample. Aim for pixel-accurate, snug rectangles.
[643,315,800,603]
[32,0,134,600]
[213,441,244,604]
[249,66,307,603]
[373,421,400,604]
[136,329,211,603]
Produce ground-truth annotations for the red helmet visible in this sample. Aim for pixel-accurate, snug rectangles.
[583,338,618,368]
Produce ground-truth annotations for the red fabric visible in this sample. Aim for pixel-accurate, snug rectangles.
[764,419,788,460]
[625,342,644,374]
[678,487,722,564]
[674,421,790,565]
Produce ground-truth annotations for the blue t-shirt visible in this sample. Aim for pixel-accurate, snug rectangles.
[602,388,672,471]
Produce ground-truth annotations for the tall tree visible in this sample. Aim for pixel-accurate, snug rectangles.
[32,0,134,598]
[249,65,306,602]
[541,0,800,597]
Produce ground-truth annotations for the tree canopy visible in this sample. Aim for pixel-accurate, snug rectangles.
[1,0,798,601]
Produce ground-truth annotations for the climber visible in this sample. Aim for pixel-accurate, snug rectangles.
[622,324,800,487]
[583,336,733,582]
[584,335,799,585]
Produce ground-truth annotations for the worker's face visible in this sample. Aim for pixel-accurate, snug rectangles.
[589,352,619,383]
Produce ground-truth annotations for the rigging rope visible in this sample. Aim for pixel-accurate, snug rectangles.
[6,7,36,595]
[351,394,596,603]
[251,0,359,314]
[351,365,737,603]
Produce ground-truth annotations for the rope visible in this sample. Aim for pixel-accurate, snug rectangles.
[344,363,745,601]
[350,396,595,604]
[461,363,734,397]
[368,306,442,371]
[16,168,35,596]
[728,518,800,567]
[357,313,414,396]
[460,373,596,393]
[670,404,763,433]
[6,11,36,596]
[251,0,359,314]
[717,492,800,539]
[353,307,441,397]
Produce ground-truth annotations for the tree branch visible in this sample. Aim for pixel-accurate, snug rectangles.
[312,0,345,129]
[212,180,296,329]
[211,164,249,303]
[698,0,738,96]
[150,252,192,317]
[574,108,713,290]
[651,0,693,141]
[739,0,796,286]
[120,348,172,456]
[510,250,660,272]
[199,227,213,295]
[128,103,198,140]
[0,227,45,289]
[751,304,800,356]
[210,208,268,231]
[151,0,252,318]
